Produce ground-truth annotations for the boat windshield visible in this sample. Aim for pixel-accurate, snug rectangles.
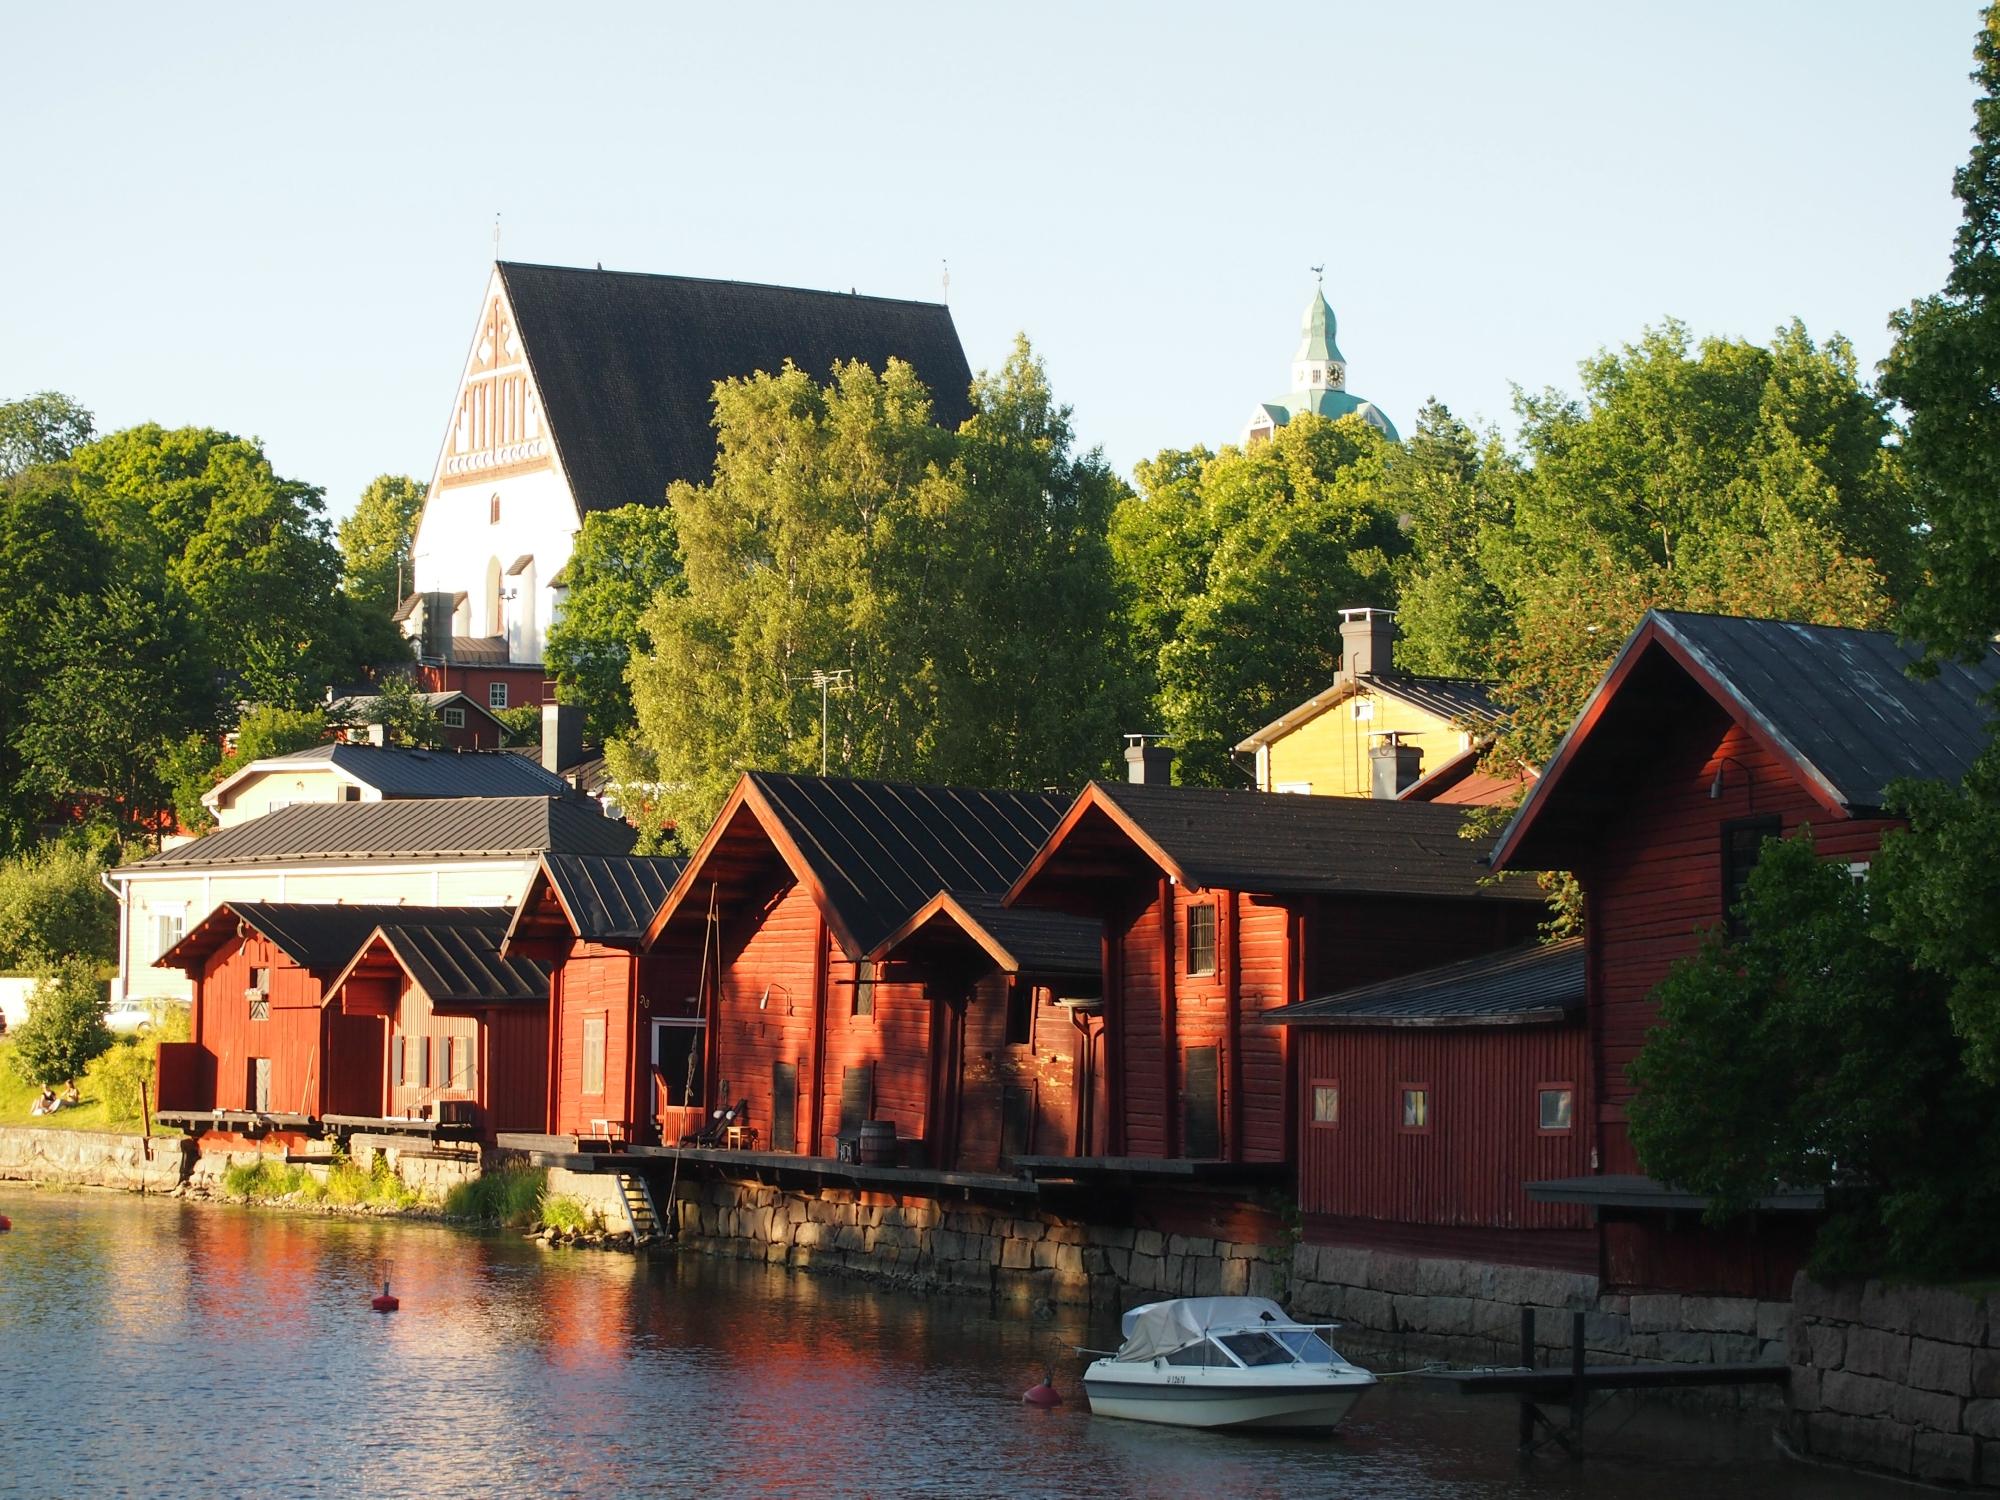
[1273,1328,1338,1364]
[1217,1331,1300,1368]
[1162,1338,1233,1368]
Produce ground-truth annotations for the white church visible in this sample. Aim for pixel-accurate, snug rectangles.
[402,262,974,686]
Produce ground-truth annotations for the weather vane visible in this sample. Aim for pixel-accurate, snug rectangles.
[1311,262,1324,284]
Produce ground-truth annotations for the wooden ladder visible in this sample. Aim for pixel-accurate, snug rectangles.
[615,1173,663,1244]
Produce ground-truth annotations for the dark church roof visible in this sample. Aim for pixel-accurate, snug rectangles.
[1266,939,1584,1026]
[498,262,974,511]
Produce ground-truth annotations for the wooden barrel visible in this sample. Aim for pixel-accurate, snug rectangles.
[858,1119,898,1167]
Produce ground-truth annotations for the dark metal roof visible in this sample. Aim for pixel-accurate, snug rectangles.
[542,853,687,942]
[916,891,1102,976]
[447,635,512,665]
[498,262,974,513]
[369,922,551,1006]
[235,743,573,800]
[1266,938,1584,1026]
[120,796,634,870]
[1092,781,1542,902]
[157,902,511,974]
[751,773,1071,955]
[1647,611,2000,813]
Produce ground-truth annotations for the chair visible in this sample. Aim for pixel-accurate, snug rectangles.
[680,1098,750,1149]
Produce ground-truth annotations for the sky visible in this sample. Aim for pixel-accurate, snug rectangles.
[0,2,1987,520]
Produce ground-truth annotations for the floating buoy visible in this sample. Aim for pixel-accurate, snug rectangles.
[1022,1370,1062,1407]
[0,1214,11,1231]
[371,1279,399,1313]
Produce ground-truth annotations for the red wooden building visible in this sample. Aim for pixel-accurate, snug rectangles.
[640,772,1090,1170]
[500,853,694,1145]
[1005,779,1547,1175]
[1488,610,2000,1293]
[1267,938,1594,1270]
[152,903,506,1144]
[322,916,551,1139]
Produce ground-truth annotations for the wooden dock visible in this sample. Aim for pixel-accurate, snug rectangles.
[1420,1308,1788,1458]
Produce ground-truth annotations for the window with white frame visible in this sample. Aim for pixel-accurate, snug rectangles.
[488,682,508,710]
[442,706,466,728]
[152,906,186,959]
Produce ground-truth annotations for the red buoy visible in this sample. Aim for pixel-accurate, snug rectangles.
[371,1279,399,1313]
[1022,1371,1062,1407]
[0,1214,12,1232]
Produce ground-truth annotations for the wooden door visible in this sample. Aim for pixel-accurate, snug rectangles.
[1183,1046,1220,1158]
[839,1064,873,1137]
[771,1061,797,1153]
[249,1057,272,1114]
[1000,1085,1032,1160]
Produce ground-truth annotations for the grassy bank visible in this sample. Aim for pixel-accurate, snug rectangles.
[0,1032,176,1131]
[223,1153,430,1210]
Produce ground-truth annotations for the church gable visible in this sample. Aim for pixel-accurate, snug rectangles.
[431,273,561,495]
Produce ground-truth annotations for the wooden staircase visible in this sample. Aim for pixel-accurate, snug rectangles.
[615,1173,665,1244]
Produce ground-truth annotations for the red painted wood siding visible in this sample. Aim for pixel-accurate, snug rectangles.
[386,979,479,1117]
[818,953,932,1149]
[193,935,328,1115]
[1295,1024,1591,1234]
[481,1003,550,1134]
[1583,707,1897,1171]
[953,975,1078,1171]
[553,944,635,1135]
[712,881,822,1151]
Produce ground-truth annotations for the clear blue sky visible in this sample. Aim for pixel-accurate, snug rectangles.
[1,2,1984,519]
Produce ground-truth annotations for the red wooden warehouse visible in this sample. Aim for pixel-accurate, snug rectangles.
[1488,610,2000,1293]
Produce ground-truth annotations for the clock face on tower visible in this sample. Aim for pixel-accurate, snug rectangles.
[1328,363,1345,387]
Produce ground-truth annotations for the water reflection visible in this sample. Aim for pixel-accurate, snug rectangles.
[0,1191,1906,1499]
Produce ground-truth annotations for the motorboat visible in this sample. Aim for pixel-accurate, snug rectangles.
[1081,1296,1376,1432]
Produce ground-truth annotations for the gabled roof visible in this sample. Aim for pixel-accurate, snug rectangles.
[155,902,510,976]
[506,852,687,949]
[1490,611,2000,873]
[497,262,974,513]
[646,772,1070,959]
[117,796,634,871]
[1235,673,1499,753]
[1265,938,1584,1026]
[1397,745,1534,808]
[340,922,551,1007]
[868,890,1101,976]
[328,688,495,724]
[1010,780,1541,905]
[205,742,570,811]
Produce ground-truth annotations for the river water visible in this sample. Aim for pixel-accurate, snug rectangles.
[0,1189,1905,1499]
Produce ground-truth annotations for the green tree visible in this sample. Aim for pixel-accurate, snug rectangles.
[338,474,427,662]
[0,841,117,971]
[1628,830,2000,1277]
[8,956,114,1088]
[544,503,682,744]
[492,705,542,745]
[159,704,331,835]
[0,391,93,477]
[359,675,445,749]
[1882,4,2000,660]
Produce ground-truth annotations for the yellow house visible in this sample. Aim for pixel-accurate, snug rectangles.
[1234,608,1498,798]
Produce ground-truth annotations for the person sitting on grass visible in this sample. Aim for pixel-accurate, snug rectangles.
[31,1085,56,1116]
[59,1082,79,1109]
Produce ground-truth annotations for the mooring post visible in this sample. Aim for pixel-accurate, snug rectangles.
[1569,1308,1587,1456]
[1518,1305,1535,1453]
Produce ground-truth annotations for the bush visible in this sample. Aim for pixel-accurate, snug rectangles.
[94,1035,154,1123]
[7,957,112,1086]
[0,841,116,971]
[443,1165,546,1225]
[222,1159,308,1200]
[537,1192,599,1233]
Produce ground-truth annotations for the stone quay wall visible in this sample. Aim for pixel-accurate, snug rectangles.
[1787,1275,2000,1488]
[0,1125,191,1193]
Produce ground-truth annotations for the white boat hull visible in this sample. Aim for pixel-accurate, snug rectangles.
[1082,1374,1373,1431]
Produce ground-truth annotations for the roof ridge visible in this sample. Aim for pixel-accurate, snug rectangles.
[497,259,952,313]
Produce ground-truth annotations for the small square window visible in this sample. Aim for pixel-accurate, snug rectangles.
[248,967,270,1022]
[1311,1081,1339,1127]
[1538,1085,1575,1133]
[488,682,508,710]
[1186,904,1217,977]
[442,706,466,728]
[1398,1084,1431,1133]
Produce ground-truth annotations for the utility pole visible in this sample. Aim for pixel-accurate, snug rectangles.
[787,668,853,776]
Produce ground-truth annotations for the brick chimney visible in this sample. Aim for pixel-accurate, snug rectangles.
[1339,607,1397,680]
[1370,733,1424,799]
[1124,733,1174,786]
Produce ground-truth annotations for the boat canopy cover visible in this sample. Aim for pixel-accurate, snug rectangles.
[1115,1297,1295,1362]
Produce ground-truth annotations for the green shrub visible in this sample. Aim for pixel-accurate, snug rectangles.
[443,1165,546,1225]
[537,1192,599,1233]
[222,1159,307,1200]
[0,839,117,971]
[94,1035,154,1122]
[7,957,112,1086]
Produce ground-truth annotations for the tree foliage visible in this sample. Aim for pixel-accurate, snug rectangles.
[0,391,94,477]
[360,675,445,750]
[337,474,427,661]
[160,704,331,835]
[8,956,114,1088]
[622,342,1128,836]
[544,503,683,744]
[0,840,117,971]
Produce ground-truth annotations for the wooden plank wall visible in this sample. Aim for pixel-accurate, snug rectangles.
[553,944,634,1135]
[196,935,327,1114]
[713,882,821,1151]
[481,1002,550,1134]
[818,954,931,1151]
[954,975,1078,1171]
[385,978,480,1118]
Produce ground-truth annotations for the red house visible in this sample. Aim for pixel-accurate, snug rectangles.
[1487,610,2000,1293]
[639,772,1083,1170]
[500,853,694,1145]
[1005,778,1547,1172]
[152,903,504,1146]
[1267,938,1593,1270]
[322,916,552,1139]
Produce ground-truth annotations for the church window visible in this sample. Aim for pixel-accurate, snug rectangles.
[489,495,501,525]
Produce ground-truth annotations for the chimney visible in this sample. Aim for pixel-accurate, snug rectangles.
[1339,607,1397,680]
[418,592,456,662]
[1124,733,1174,786]
[543,701,584,775]
[1370,734,1424,799]
[364,721,388,748]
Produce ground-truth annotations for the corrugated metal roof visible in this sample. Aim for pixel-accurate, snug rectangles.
[932,892,1102,975]
[1267,938,1584,1026]
[157,902,512,973]
[1650,611,2000,812]
[1095,781,1542,902]
[543,853,687,941]
[372,923,551,1006]
[752,773,1072,955]
[120,796,634,870]
[235,743,573,799]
